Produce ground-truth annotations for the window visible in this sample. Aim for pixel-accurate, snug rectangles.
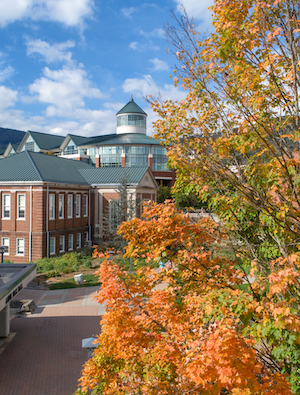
[68,234,73,251]
[83,195,88,217]
[63,144,78,155]
[2,194,10,219]
[59,194,64,219]
[2,237,9,254]
[50,237,56,255]
[84,231,89,246]
[67,195,73,218]
[76,233,81,249]
[125,146,149,167]
[153,146,168,171]
[49,194,55,219]
[16,238,25,255]
[25,141,34,151]
[117,114,146,127]
[76,195,81,217]
[59,235,65,253]
[17,194,25,219]
[99,146,122,167]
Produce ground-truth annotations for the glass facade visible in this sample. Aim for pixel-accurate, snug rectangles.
[153,146,168,171]
[63,143,78,155]
[125,146,149,167]
[88,147,97,164]
[100,146,122,167]
[117,114,146,127]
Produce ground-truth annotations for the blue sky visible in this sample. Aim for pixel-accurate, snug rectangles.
[0,0,213,137]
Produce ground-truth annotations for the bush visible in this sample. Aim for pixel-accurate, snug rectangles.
[36,250,94,277]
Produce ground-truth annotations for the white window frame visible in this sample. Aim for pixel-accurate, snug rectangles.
[83,195,88,217]
[59,235,65,253]
[16,238,25,256]
[17,194,26,219]
[49,194,55,220]
[2,237,9,255]
[59,194,64,219]
[76,233,81,249]
[50,237,56,255]
[76,194,81,218]
[68,234,73,251]
[2,194,11,219]
[67,195,73,218]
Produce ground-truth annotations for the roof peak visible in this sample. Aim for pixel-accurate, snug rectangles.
[117,97,147,116]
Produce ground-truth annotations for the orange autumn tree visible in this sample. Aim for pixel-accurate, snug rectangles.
[77,1,300,393]
[78,201,292,394]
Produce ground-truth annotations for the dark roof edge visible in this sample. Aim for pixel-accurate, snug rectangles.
[25,151,44,181]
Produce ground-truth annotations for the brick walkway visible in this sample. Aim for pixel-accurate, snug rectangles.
[0,286,106,395]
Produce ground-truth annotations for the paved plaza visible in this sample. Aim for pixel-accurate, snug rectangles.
[0,286,105,395]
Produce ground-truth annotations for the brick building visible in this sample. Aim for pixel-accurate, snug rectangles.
[0,151,157,262]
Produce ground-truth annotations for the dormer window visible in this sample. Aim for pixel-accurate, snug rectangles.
[25,141,34,151]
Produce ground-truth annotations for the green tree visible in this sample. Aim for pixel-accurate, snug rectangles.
[156,185,172,203]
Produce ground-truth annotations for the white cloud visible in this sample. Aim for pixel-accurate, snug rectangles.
[150,58,169,72]
[121,7,137,19]
[139,28,165,39]
[129,41,159,52]
[173,0,213,27]
[26,39,75,64]
[0,0,94,28]
[0,86,18,110]
[129,42,138,51]
[0,65,14,82]
[29,66,105,117]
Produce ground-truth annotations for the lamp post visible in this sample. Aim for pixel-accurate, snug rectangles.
[0,246,5,263]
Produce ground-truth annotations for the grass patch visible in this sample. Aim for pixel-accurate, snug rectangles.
[49,274,100,290]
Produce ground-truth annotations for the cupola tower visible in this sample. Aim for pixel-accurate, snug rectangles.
[116,96,147,135]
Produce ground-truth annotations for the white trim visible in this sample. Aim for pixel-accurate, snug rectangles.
[59,235,65,253]
[76,194,81,218]
[49,193,55,220]
[17,193,26,219]
[50,237,56,255]
[1,237,9,255]
[67,194,73,218]
[2,194,11,219]
[16,238,25,256]
[68,234,73,251]
[58,194,64,219]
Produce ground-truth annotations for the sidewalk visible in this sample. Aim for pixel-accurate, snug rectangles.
[0,286,105,395]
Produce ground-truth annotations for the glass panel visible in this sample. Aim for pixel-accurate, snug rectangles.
[117,114,146,127]
[125,146,149,167]
[25,141,34,151]
[100,146,122,167]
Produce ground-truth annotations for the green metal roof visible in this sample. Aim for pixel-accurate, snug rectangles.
[68,134,91,146]
[80,133,161,147]
[0,151,93,184]
[78,167,149,185]
[27,131,65,151]
[117,98,147,116]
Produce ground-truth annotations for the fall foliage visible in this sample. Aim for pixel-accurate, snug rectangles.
[78,1,300,394]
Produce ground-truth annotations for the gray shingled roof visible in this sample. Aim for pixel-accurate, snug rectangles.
[78,167,149,185]
[0,151,92,184]
[79,133,161,148]
[117,98,147,116]
[27,131,65,151]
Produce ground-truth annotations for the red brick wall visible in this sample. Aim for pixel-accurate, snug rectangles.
[0,184,91,263]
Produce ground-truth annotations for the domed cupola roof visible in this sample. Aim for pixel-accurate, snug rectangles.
[117,96,147,116]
